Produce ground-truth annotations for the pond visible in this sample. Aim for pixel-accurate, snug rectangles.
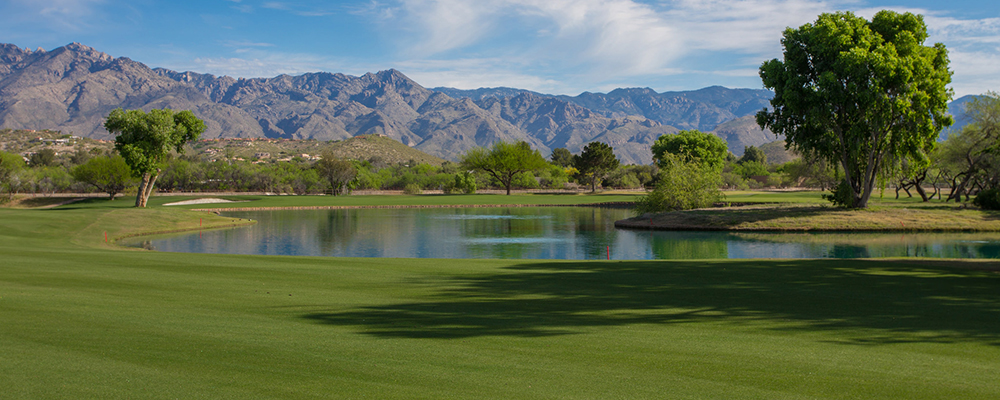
[124,207,1000,260]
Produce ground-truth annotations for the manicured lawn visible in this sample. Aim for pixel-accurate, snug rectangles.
[2,197,1000,398]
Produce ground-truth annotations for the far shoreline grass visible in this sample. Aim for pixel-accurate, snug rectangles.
[92,190,999,233]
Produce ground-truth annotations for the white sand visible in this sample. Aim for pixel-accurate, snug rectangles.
[163,198,240,206]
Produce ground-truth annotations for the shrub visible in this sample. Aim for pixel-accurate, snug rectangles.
[635,155,722,214]
[403,183,423,195]
[823,180,854,207]
[973,188,1000,210]
[454,172,476,194]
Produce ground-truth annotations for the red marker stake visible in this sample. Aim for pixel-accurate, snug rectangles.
[607,246,610,260]
[200,218,202,227]
[104,231,107,242]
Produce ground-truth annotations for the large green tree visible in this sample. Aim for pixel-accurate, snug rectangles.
[314,151,357,196]
[460,141,548,195]
[651,130,728,170]
[573,142,620,193]
[105,108,206,207]
[550,148,574,167]
[71,155,137,200]
[757,10,952,208]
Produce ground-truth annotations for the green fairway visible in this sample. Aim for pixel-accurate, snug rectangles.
[2,197,1000,398]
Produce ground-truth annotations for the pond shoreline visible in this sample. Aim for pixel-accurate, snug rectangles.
[616,204,1000,232]
[192,201,636,212]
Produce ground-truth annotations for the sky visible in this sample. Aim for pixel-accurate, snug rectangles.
[0,0,997,97]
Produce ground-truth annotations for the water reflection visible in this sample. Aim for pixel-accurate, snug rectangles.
[123,207,1000,260]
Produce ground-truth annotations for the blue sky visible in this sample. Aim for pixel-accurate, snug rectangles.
[1,0,997,97]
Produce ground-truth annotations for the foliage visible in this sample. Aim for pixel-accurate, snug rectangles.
[29,148,57,167]
[314,152,357,195]
[973,188,1000,210]
[733,160,770,179]
[402,183,423,195]
[0,151,26,201]
[535,164,569,189]
[739,146,767,165]
[635,154,723,214]
[934,93,1000,201]
[460,141,549,195]
[651,130,728,170]
[823,180,855,207]
[72,156,137,200]
[778,155,839,189]
[550,148,574,167]
[105,108,206,207]
[757,10,953,208]
[720,171,750,190]
[603,167,642,189]
[454,171,477,194]
[573,142,620,192]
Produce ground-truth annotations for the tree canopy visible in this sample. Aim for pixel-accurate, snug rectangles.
[0,150,25,201]
[314,151,357,196]
[573,142,620,193]
[738,146,767,165]
[651,130,728,170]
[71,155,137,200]
[756,10,952,208]
[105,108,205,207]
[550,148,574,167]
[460,141,548,195]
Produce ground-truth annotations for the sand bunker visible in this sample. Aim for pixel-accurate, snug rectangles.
[163,198,240,206]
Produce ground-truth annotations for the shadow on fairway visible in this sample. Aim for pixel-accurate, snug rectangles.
[303,259,1000,345]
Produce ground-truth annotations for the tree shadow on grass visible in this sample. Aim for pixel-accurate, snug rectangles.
[302,259,1000,345]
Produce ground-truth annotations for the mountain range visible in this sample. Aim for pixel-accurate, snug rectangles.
[0,42,798,164]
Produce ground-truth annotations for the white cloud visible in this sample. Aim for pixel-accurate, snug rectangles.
[178,50,377,79]
[363,1,1000,95]
[395,57,564,91]
[371,0,841,88]
[261,1,337,17]
[5,0,107,32]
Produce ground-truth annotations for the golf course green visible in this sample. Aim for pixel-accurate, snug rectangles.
[2,193,999,398]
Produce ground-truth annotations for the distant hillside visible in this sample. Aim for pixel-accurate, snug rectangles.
[758,140,797,165]
[431,87,547,100]
[187,135,446,166]
[0,42,691,164]
[557,86,774,132]
[709,115,781,157]
[940,94,979,140]
[325,134,446,165]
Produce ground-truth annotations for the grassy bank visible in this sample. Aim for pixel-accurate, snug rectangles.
[618,203,1000,231]
[1,198,1000,398]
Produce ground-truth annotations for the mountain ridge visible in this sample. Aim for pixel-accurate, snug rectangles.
[1,42,787,163]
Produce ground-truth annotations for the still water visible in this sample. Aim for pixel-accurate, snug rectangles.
[125,207,1000,260]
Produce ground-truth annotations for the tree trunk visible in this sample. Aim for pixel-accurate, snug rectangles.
[135,173,150,207]
[140,172,159,208]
